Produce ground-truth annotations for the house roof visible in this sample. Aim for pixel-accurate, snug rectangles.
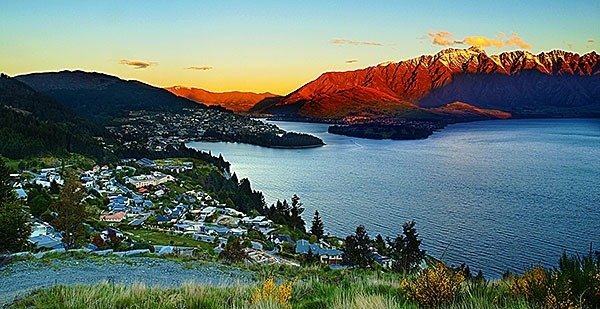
[295,239,342,256]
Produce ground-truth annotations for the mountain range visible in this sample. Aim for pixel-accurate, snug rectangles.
[251,47,600,122]
[16,71,204,124]
[165,86,279,113]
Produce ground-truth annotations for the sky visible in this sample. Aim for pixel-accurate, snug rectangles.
[1,0,598,95]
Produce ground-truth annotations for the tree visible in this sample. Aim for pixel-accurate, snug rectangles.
[373,234,387,255]
[0,157,32,253]
[387,220,426,273]
[310,210,325,239]
[289,194,305,231]
[342,225,373,269]
[51,175,86,249]
[219,236,247,264]
[29,195,50,218]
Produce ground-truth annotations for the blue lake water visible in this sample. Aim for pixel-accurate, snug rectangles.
[188,118,600,278]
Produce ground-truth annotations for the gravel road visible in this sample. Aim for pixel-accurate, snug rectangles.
[0,256,255,307]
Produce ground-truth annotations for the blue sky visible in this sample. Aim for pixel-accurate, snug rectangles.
[1,0,598,94]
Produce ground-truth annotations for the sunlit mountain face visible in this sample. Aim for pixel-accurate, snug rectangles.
[253,47,600,121]
[165,86,280,113]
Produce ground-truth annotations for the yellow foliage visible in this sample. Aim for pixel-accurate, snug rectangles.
[510,264,549,302]
[402,262,465,307]
[252,276,294,309]
[545,271,577,309]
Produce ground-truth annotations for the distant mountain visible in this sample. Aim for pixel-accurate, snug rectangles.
[16,71,204,124]
[166,86,280,113]
[252,47,600,121]
[0,73,112,160]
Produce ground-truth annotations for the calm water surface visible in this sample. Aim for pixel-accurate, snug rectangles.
[188,119,600,277]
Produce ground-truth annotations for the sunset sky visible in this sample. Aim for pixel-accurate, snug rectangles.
[1,1,598,94]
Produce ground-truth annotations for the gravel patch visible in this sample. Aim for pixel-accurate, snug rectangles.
[0,256,255,307]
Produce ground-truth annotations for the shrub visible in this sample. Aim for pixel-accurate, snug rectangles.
[251,276,294,309]
[510,264,550,305]
[401,261,465,307]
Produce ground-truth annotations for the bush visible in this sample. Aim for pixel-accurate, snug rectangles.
[251,276,294,309]
[401,261,465,307]
[509,264,550,305]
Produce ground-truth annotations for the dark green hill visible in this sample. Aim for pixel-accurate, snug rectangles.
[16,70,205,124]
[0,73,112,161]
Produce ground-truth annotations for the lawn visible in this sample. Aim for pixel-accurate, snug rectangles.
[129,229,216,256]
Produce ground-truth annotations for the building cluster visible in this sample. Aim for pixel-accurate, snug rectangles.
[10,157,354,268]
[108,109,285,153]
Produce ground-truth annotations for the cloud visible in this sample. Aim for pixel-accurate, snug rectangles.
[428,31,454,46]
[463,36,503,48]
[331,39,383,46]
[185,66,213,71]
[345,59,359,64]
[504,32,531,49]
[426,31,532,50]
[588,39,596,43]
[119,59,156,69]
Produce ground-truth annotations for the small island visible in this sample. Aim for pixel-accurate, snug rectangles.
[328,121,445,140]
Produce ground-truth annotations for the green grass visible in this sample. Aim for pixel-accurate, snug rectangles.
[129,229,216,257]
[7,275,538,309]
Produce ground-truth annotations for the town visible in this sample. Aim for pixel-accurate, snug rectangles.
[108,108,324,152]
[8,156,348,268]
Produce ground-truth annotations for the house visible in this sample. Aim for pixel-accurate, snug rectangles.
[102,227,123,239]
[100,211,126,222]
[273,234,295,245]
[372,252,392,268]
[136,158,157,168]
[127,172,175,189]
[14,188,28,200]
[295,239,343,265]
[200,206,217,217]
[31,221,56,237]
[29,234,63,250]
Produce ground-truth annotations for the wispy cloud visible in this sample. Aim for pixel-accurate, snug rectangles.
[565,41,573,50]
[504,32,531,49]
[119,59,157,69]
[185,66,213,71]
[331,39,383,46]
[428,31,454,46]
[345,59,359,64]
[427,31,531,50]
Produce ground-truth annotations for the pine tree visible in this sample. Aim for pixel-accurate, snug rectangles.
[388,220,426,273]
[310,210,325,239]
[342,225,373,269]
[373,234,387,255]
[289,194,305,231]
[0,157,32,253]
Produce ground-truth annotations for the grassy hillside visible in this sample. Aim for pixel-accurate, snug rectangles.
[8,250,599,308]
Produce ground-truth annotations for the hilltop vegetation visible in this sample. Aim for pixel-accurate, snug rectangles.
[7,250,600,308]
[0,74,113,161]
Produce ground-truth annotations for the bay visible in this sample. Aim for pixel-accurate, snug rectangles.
[187,118,600,278]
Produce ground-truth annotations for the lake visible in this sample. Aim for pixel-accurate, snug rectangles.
[187,118,600,278]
